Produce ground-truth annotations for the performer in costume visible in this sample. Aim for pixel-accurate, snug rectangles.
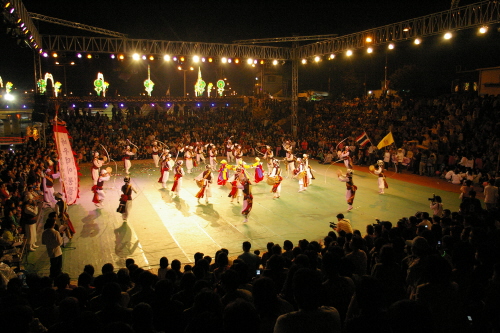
[43,167,60,206]
[91,151,104,185]
[338,169,356,211]
[373,160,388,194]
[269,159,283,199]
[217,159,233,186]
[233,144,243,166]
[340,146,353,169]
[122,146,135,174]
[207,144,218,169]
[158,154,173,188]
[225,139,235,163]
[295,158,310,192]
[55,193,75,239]
[151,141,160,168]
[184,146,194,174]
[92,169,111,207]
[195,165,213,204]
[303,154,315,185]
[285,148,296,178]
[237,177,253,223]
[228,176,241,203]
[119,176,137,222]
[195,142,206,165]
[171,160,185,197]
[252,157,265,183]
[263,145,274,174]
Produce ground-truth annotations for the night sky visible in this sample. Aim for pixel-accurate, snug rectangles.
[1,0,497,97]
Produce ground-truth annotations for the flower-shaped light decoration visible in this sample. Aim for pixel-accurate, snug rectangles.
[207,82,213,98]
[37,79,47,94]
[217,80,225,97]
[54,81,62,97]
[144,65,154,96]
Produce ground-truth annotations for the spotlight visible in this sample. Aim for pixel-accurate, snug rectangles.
[141,55,146,60]
[479,26,488,34]
[52,52,58,58]
[193,55,200,63]
[367,47,373,54]
[247,58,253,65]
[149,55,154,61]
[329,54,335,60]
[118,54,125,60]
[208,58,213,62]
[221,57,227,63]
[235,58,240,64]
[180,56,185,62]
[132,53,140,60]
[365,37,372,43]
[346,50,353,56]
[172,56,178,61]
[110,54,116,59]
[301,59,307,64]
[272,59,278,65]
[163,55,171,61]
[87,54,92,59]
[201,57,206,62]
[388,44,395,50]
[314,56,320,62]
[444,32,452,39]
[228,58,232,63]
[77,53,82,58]
[260,60,264,64]
[414,38,421,45]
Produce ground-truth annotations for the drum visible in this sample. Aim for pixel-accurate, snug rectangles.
[369,165,375,172]
[105,167,112,174]
[225,176,235,190]
[132,147,138,154]
[266,176,276,185]
[295,171,306,180]
[196,179,204,188]
[102,156,108,163]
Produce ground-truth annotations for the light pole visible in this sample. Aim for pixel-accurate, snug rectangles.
[178,66,194,98]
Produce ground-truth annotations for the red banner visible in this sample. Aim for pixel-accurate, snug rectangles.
[53,124,79,204]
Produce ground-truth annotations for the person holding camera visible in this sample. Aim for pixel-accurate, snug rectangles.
[429,195,443,217]
[333,213,353,234]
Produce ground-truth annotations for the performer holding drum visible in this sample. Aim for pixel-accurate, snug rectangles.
[338,169,356,211]
[294,157,310,192]
[91,151,106,186]
[268,159,283,199]
[370,160,388,194]
[92,168,112,207]
[195,165,213,204]
[122,145,135,174]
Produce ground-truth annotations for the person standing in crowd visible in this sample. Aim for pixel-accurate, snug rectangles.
[23,198,39,252]
[171,160,185,197]
[269,159,283,199]
[430,195,444,217]
[195,165,213,204]
[55,193,74,240]
[233,144,243,166]
[384,148,392,171]
[42,214,63,279]
[158,154,173,188]
[237,177,253,223]
[43,167,59,206]
[151,141,160,168]
[334,213,353,234]
[374,160,388,194]
[91,151,104,185]
[338,169,356,211]
[483,179,499,211]
[92,169,111,207]
[207,144,217,169]
[396,148,405,173]
[120,176,137,222]
[122,146,135,174]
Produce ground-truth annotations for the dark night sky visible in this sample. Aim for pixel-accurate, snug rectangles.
[1,0,497,97]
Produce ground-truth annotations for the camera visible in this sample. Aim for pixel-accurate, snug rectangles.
[428,193,436,201]
[329,222,337,229]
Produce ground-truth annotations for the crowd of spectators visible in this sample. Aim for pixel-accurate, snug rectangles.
[0,93,499,332]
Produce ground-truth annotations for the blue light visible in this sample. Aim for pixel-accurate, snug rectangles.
[23,105,27,108]
[89,104,92,108]
[72,104,76,108]
[211,103,215,107]
[120,104,124,107]
[104,104,108,107]
[151,103,155,107]
[167,103,171,107]
[6,106,9,108]
[226,104,229,107]
[197,103,200,107]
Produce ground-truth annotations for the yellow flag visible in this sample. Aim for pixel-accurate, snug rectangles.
[377,132,395,150]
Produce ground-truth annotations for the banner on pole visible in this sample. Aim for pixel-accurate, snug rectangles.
[53,124,79,204]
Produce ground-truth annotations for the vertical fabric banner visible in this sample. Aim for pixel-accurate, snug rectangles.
[53,124,79,204]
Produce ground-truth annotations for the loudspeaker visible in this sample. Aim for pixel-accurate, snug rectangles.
[33,94,48,122]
